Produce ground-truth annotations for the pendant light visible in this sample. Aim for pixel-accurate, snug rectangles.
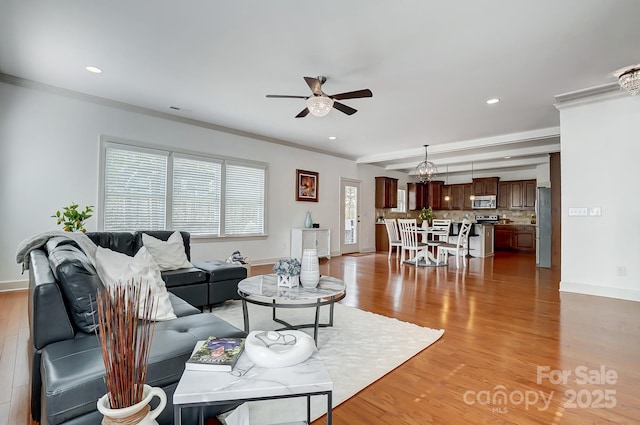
[415,145,437,183]
[444,165,450,202]
[469,162,475,201]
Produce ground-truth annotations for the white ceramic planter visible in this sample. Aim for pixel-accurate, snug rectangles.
[300,249,320,288]
[97,385,166,425]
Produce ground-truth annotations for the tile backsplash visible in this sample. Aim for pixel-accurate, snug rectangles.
[376,208,536,225]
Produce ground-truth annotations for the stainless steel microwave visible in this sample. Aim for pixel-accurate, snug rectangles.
[472,195,496,209]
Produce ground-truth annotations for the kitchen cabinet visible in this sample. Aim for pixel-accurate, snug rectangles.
[291,228,331,260]
[408,181,443,210]
[441,185,451,210]
[513,226,535,252]
[524,180,536,208]
[497,181,509,209]
[428,181,443,210]
[497,179,536,210]
[375,223,389,252]
[473,177,499,196]
[375,177,398,208]
[449,184,464,210]
[494,225,535,252]
[463,184,473,210]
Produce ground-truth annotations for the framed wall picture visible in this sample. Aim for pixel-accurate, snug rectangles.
[296,169,319,202]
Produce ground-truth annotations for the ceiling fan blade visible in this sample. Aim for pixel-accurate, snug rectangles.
[295,108,310,118]
[333,101,357,115]
[303,77,323,95]
[266,95,308,99]
[330,89,373,100]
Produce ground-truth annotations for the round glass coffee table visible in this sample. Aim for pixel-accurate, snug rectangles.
[237,274,346,345]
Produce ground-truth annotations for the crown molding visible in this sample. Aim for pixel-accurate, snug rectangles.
[554,82,626,109]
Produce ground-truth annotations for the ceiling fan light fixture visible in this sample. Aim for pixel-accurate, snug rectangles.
[306,95,334,117]
[613,64,640,96]
[415,144,437,183]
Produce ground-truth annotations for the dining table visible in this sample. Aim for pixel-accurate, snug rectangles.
[408,226,449,265]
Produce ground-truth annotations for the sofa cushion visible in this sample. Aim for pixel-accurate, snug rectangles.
[135,230,191,260]
[55,259,103,333]
[95,247,176,321]
[41,312,246,425]
[167,293,201,317]
[142,231,193,271]
[86,232,137,256]
[161,267,207,288]
[192,260,247,281]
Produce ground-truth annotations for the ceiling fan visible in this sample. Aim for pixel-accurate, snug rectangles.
[266,76,373,118]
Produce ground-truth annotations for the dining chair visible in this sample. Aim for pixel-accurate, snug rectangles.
[383,218,403,260]
[430,219,452,242]
[436,219,472,269]
[397,219,428,265]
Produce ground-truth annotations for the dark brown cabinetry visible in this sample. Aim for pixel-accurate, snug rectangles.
[375,177,398,208]
[497,181,509,209]
[408,181,443,210]
[463,184,473,209]
[441,185,451,209]
[473,177,499,196]
[496,179,536,210]
[375,223,389,252]
[524,180,536,209]
[494,225,535,252]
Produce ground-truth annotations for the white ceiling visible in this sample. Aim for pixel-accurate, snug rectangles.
[2,0,639,177]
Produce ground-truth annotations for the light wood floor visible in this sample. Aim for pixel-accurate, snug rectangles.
[2,252,639,424]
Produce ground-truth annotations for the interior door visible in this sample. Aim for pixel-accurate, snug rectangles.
[340,178,360,254]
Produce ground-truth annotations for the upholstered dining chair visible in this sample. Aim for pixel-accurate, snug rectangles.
[436,219,472,269]
[383,218,403,260]
[397,218,428,265]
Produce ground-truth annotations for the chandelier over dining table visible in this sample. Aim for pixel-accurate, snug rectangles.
[415,144,438,183]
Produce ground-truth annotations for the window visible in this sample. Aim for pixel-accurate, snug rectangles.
[391,188,406,213]
[101,140,267,237]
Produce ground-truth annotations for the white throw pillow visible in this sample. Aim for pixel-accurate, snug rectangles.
[95,246,177,321]
[142,231,193,271]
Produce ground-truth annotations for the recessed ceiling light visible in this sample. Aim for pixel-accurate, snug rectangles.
[504,156,511,159]
[486,98,500,105]
[328,136,337,140]
[85,66,102,74]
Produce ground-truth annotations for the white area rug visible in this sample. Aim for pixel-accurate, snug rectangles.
[211,301,444,424]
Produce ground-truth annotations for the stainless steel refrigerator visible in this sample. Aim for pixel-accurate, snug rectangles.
[536,187,552,268]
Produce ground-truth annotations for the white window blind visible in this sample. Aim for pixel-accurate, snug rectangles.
[225,163,265,235]
[172,156,222,235]
[101,141,267,237]
[103,147,168,231]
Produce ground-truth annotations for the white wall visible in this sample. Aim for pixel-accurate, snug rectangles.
[0,81,388,288]
[558,93,640,301]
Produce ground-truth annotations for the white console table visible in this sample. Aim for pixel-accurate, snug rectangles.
[291,228,331,260]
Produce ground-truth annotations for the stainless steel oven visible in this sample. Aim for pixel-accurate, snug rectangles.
[472,195,496,209]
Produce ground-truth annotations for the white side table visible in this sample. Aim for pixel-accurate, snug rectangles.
[174,350,333,425]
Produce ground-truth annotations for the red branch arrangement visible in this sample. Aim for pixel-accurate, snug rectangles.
[95,281,157,409]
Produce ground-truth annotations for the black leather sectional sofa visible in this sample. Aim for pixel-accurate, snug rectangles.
[27,231,248,425]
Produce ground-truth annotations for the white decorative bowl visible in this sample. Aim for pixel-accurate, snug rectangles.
[244,330,316,368]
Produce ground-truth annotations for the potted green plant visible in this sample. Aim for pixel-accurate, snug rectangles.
[52,202,94,232]
[418,206,433,226]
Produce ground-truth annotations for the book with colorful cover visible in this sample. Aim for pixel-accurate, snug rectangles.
[185,336,246,372]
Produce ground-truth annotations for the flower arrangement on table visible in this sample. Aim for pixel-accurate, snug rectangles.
[418,206,433,226]
[273,258,301,288]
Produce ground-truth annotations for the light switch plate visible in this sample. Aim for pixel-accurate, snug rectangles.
[568,207,588,216]
[589,207,602,216]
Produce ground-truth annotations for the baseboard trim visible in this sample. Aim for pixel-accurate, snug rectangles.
[0,280,29,292]
[560,281,640,302]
